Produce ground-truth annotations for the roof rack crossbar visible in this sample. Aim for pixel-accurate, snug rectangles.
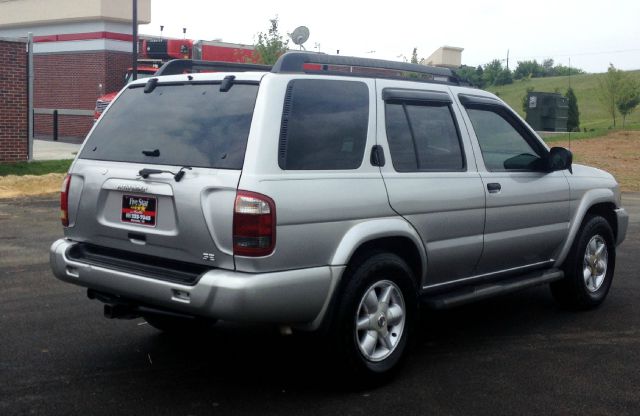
[155,59,271,76]
[271,52,460,84]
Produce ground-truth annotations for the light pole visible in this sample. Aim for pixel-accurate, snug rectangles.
[132,0,138,81]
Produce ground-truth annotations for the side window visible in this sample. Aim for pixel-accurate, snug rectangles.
[279,79,369,170]
[466,108,542,171]
[385,102,464,171]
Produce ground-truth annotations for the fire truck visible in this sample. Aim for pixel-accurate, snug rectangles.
[94,66,158,120]
[192,39,255,62]
[94,38,256,120]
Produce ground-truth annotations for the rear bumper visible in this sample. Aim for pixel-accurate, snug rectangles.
[50,239,343,329]
[615,208,628,246]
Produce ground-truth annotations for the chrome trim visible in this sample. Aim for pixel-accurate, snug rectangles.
[102,179,173,196]
[95,101,109,113]
[422,260,555,290]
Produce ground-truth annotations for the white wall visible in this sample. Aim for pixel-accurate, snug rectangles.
[0,0,150,28]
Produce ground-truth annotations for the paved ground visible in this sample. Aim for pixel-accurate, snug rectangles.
[1,194,639,415]
[33,139,81,161]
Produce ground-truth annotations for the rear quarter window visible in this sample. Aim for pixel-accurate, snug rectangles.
[278,79,369,170]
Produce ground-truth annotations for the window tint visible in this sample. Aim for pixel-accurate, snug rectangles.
[81,83,258,169]
[466,108,542,171]
[279,79,369,170]
[385,102,464,171]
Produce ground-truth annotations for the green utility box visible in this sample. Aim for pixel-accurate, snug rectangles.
[525,92,568,132]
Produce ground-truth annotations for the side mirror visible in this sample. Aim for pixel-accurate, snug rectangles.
[546,147,573,173]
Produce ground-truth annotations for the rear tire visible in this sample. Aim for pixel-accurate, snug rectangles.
[330,251,417,384]
[551,215,615,309]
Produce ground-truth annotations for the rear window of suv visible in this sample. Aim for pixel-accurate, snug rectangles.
[80,82,259,169]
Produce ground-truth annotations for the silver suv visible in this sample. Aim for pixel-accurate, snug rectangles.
[51,52,629,380]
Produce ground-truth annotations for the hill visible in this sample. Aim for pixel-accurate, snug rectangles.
[489,70,640,130]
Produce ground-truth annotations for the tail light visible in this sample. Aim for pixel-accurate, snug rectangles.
[233,191,276,257]
[60,174,71,227]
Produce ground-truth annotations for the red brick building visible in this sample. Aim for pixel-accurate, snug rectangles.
[0,0,151,140]
[0,37,28,162]
[32,48,133,139]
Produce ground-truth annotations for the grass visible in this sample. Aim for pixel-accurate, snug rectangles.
[543,125,640,142]
[490,70,640,131]
[0,160,72,177]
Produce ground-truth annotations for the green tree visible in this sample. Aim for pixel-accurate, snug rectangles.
[511,60,585,80]
[481,60,514,86]
[542,58,555,77]
[565,87,580,131]
[494,68,513,86]
[522,86,535,115]
[514,60,543,79]
[616,77,640,128]
[553,65,585,77]
[482,59,504,86]
[411,47,419,64]
[598,64,624,127]
[456,65,484,87]
[475,66,484,86]
[253,17,289,65]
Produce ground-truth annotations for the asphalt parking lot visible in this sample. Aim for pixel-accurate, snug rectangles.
[1,194,639,415]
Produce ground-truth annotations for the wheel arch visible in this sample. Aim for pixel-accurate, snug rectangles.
[330,218,427,287]
[554,189,618,267]
[310,220,426,334]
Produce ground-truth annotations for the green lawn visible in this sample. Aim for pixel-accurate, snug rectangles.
[0,160,72,176]
[542,125,640,142]
[490,70,640,130]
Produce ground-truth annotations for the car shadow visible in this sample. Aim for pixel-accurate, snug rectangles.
[119,285,574,393]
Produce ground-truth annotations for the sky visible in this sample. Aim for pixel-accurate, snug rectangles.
[140,0,640,73]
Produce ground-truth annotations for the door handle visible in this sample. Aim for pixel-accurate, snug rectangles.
[487,182,501,193]
[370,145,385,167]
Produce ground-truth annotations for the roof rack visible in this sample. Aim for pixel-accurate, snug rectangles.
[271,52,460,85]
[155,59,271,76]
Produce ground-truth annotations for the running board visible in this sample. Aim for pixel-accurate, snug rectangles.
[423,268,564,310]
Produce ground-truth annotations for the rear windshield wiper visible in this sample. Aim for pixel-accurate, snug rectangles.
[138,166,192,182]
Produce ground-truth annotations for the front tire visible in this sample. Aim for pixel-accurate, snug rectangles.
[331,252,417,383]
[551,215,616,309]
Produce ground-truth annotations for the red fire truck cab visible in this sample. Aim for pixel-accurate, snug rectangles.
[94,66,158,120]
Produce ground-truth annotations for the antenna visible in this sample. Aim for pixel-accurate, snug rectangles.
[568,57,571,148]
[290,26,310,50]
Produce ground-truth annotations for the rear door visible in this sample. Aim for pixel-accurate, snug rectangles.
[65,75,262,271]
[376,80,486,288]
